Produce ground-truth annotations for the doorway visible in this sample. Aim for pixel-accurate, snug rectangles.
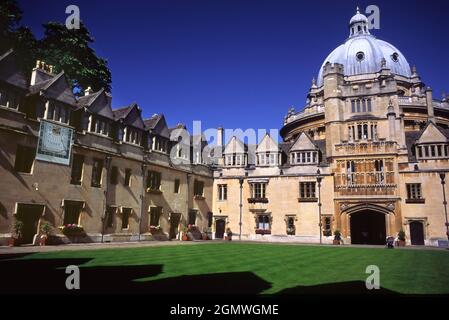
[215,219,225,239]
[15,204,44,244]
[350,210,386,245]
[169,213,181,240]
[409,221,425,245]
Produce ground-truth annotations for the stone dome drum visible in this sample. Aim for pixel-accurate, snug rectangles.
[317,9,412,86]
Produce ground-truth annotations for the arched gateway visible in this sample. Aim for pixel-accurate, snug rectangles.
[345,204,391,245]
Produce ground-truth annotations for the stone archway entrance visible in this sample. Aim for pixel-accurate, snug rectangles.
[349,210,386,245]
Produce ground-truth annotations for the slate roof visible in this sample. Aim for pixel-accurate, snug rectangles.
[77,89,103,108]
[144,114,162,130]
[112,104,134,120]
[0,49,28,89]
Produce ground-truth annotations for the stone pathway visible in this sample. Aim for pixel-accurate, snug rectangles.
[1,239,446,255]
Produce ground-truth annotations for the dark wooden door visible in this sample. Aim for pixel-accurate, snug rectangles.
[215,219,225,239]
[16,205,42,244]
[410,221,425,245]
[169,213,181,240]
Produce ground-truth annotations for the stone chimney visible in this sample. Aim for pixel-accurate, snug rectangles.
[426,87,435,123]
[84,86,94,96]
[217,127,223,147]
[30,60,55,86]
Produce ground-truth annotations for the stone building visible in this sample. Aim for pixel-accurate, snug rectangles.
[1,9,449,246]
[0,49,213,245]
[212,9,449,246]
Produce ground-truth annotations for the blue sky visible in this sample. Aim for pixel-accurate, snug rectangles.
[18,0,449,138]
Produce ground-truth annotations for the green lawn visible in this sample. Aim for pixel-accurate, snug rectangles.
[12,243,449,294]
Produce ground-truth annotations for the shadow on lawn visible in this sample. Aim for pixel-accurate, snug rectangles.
[276,281,398,295]
[0,253,270,294]
[0,254,400,295]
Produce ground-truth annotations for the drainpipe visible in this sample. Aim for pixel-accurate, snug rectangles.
[139,162,147,241]
[101,156,111,243]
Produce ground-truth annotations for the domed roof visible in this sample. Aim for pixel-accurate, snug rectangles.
[349,7,368,24]
[316,9,412,86]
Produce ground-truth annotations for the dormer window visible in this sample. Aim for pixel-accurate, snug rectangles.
[46,101,70,124]
[124,127,141,145]
[89,115,109,136]
[290,151,318,165]
[257,152,278,166]
[416,144,449,160]
[151,136,168,153]
[225,153,246,166]
[0,88,21,110]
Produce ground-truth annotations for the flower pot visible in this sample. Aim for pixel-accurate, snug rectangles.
[182,234,188,241]
[39,235,48,246]
[202,234,209,240]
[333,239,341,245]
[8,237,17,247]
[397,240,406,247]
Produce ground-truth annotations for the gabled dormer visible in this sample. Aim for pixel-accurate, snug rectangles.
[145,114,170,153]
[223,136,247,167]
[113,103,145,146]
[0,50,28,112]
[289,132,320,165]
[78,88,114,137]
[256,134,280,166]
[28,67,77,125]
[414,122,449,160]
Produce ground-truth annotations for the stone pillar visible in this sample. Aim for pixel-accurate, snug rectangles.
[387,102,396,141]
[426,87,435,123]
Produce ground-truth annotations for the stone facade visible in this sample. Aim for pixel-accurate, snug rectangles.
[211,10,449,246]
[0,52,213,246]
[1,9,448,247]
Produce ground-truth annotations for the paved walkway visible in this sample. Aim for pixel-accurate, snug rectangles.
[0,240,208,254]
[1,239,447,254]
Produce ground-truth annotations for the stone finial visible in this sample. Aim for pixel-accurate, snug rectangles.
[412,65,417,76]
[84,86,94,96]
[356,6,360,14]
[380,57,386,68]
[312,77,316,86]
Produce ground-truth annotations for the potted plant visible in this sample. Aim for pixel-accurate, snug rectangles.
[225,227,233,241]
[9,219,23,247]
[181,226,189,241]
[39,222,52,246]
[333,229,342,245]
[397,229,406,247]
[149,225,163,235]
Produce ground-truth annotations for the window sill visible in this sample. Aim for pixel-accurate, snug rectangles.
[16,171,33,175]
[405,199,425,204]
[248,198,268,204]
[255,229,271,235]
[70,181,82,186]
[194,195,205,200]
[146,188,162,194]
[91,183,102,188]
[298,198,318,202]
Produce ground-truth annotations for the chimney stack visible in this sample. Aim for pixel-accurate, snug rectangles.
[217,127,223,146]
[426,87,435,123]
[30,60,55,86]
[84,86,94,96]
